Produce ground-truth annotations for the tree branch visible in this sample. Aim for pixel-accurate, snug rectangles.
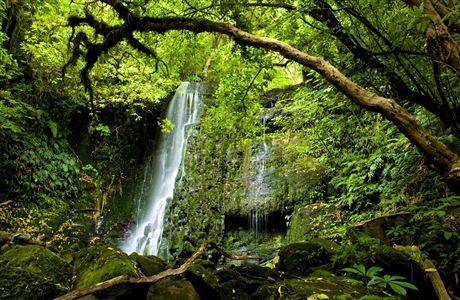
[66,3,460,180]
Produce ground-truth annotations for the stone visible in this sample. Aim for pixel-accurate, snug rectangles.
[147,278,200,300]
[278,240,335,276]
[73,243,142,299]
[186,260,220,299]
[0,244,72,299]
[253,270,370,299]
[130,252,167,276]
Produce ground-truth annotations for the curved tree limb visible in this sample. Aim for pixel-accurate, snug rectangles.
[54,241,260,300]
[66,2,460,181]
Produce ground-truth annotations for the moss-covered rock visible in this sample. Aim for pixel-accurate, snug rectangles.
[186,260,219,299]
[130,252,167,276]
[286,203,343,243]
[73,243,142,299]
[147,278,200,300]
[278,240,335,276]
[0,244,72,299]
[252,270,370,299]
[217,264,285,299]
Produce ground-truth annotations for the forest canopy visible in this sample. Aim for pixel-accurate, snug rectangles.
[58,0,460,182]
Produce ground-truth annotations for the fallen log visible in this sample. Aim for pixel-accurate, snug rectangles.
[54,240,260,300]
[0,231,45,246]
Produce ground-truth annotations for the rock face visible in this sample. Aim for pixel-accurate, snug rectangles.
[0,245,72,299]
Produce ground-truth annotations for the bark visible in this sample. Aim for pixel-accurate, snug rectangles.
[403,0,460,34]
[69,1,460,181]
[308,0,447,123]
[404,0,460,73]
[394,245,452,300]
[0,231,45,246]
[54,241,259,300]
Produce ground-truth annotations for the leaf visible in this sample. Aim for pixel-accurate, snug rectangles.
[436,210,446,217]
[366,266,383,277]
[443,231,453,240]
[342,265,366,276]
[47,120,58,138]
[392,281,419,291]
[315,294,330,299]
[389,282,407,296]
[367,277,380,286]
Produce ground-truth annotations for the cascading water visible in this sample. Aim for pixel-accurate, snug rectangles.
[121,82,203,256]
[248,114,271,241]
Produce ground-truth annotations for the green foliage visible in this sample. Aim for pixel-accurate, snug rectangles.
[158,118,174,133]
[343,264,419,297]
[94,123,111,137]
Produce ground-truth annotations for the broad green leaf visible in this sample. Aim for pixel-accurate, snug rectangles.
[389,282,407,296]
[443,231,453,240]
[392,281,419,291]
[366,266,383,277]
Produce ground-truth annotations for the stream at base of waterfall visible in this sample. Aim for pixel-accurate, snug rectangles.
[121,82,203,256]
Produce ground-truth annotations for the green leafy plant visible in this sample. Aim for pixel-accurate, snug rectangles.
[368,275,418,297]
[342,264,419,297]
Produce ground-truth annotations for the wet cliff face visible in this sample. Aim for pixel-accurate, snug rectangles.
[162,89,329,258]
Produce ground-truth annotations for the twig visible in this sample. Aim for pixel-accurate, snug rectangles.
[0,200,13,207]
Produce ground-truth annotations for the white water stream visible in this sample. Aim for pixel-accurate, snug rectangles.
[121,82,202,256]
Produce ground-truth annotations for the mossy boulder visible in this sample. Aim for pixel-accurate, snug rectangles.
[0,244,72,299]
[186,260,219,299]
[216,264,285,298]
[73,243,142,299]
[253,270,370,299]
[147,278,200,300]
[130,252,167,276]
[278,240,336,276]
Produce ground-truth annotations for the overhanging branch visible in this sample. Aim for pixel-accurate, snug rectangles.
[65,2,460,179]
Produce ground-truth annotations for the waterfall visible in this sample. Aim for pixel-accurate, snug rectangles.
[248,114,271,240]
[121,82,203,256]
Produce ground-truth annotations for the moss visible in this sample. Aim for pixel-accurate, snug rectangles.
[253,271,370,299]
[147,278,200,300]
[129,252,167,276]
[73,244,142,298]
[286,203,343,243]
[186,260,220,298]
[0,245,72,299]
[0,264,62,300]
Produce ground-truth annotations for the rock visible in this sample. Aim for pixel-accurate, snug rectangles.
[286,203,342,243]
[0,244,72,299]
[147,278,200,300]
[278,240,336,276]
[130,252,167,276]
[253,270,370,299]
[186,260,219,299]
[353,212,412,241]
[217,264,284,298]
[73,243,142,299]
